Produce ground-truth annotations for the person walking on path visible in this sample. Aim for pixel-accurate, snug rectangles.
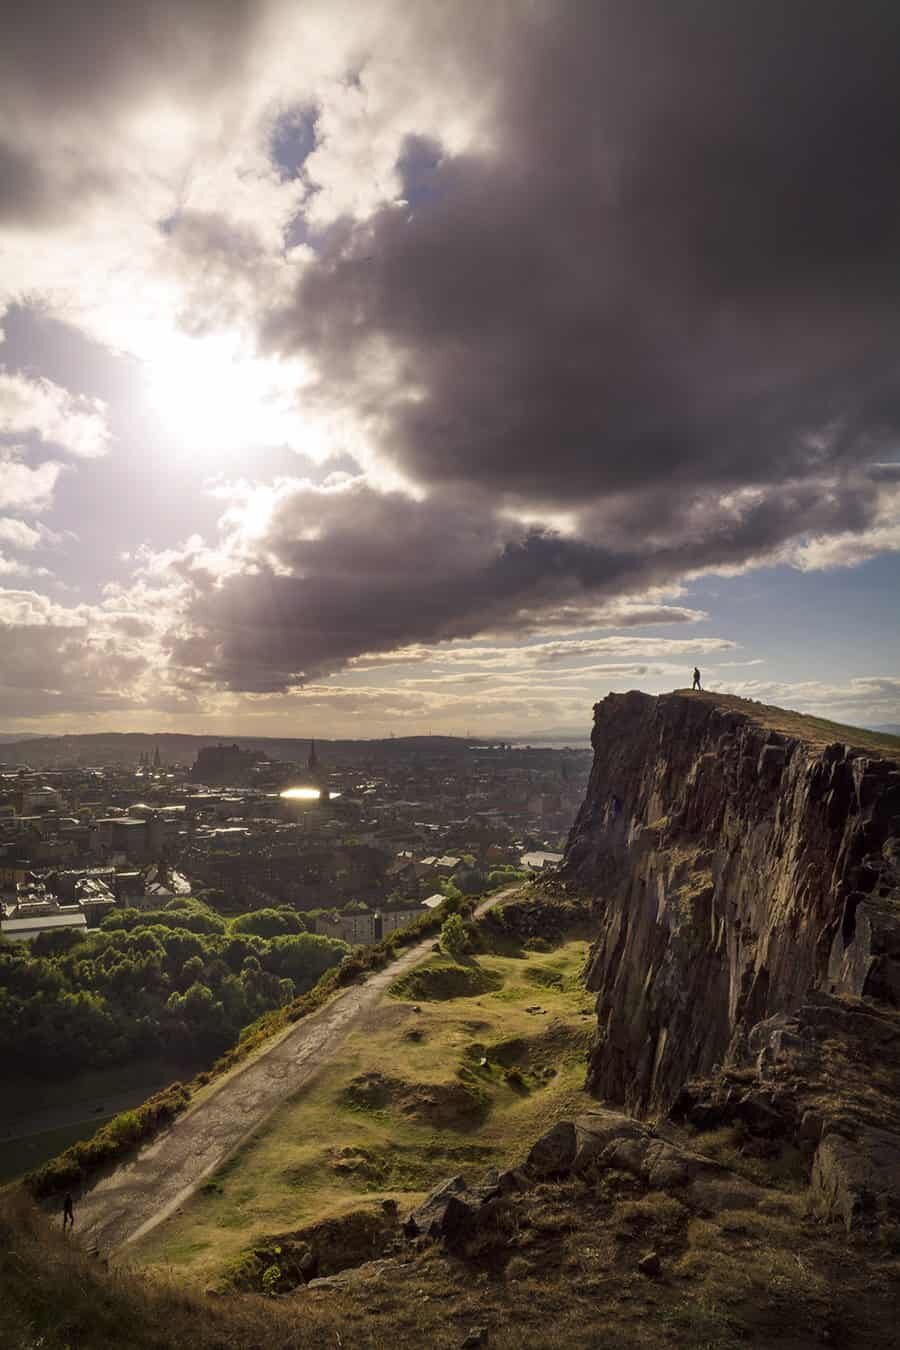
[63,1193,74,1231]
[692,667,702,691]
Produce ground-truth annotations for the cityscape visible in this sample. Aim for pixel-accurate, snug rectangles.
[1,735,590,948]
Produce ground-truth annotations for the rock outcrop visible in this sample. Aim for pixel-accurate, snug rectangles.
[563,691,900,1115]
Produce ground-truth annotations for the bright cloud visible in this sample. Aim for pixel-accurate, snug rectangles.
[0,371,109,457]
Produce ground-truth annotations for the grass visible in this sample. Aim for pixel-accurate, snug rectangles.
[18,896,483,1202]
[4,1117,900,1348]
[672,689,900,761]
[389,956,504,1000]
[131,934,595,1286]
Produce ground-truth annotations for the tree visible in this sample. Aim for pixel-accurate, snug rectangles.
[440,913,469,961]
[264,933,349,991]
[231,907,307,938]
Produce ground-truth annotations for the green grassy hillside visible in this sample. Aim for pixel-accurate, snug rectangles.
[131,930,595,1286]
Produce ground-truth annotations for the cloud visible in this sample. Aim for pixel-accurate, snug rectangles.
[156,474,748,691]
[3,2,900,730]
[517,637,736,667]
[712,675,900,725]
[0,371,109,456]
[264,3,900,556]
[0,0,262,228]
[0,449,62,513]
[0,516,41,549]
[0,583,198,720]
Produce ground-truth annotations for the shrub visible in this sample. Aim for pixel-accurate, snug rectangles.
[230,908,307,938]
[261,1263,282,1296]
[440,913,469,960]
[25,1081,191,1199]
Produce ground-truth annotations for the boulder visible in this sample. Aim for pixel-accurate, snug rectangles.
[403,1174,468,1239]
[403,1174,503,1246]
[570,1109,650,1175]
[810,1126,900,1232]
[527,1120,577,1176]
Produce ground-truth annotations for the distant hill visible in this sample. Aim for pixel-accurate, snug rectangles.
[0,730,480,769]
[871,723,900,737]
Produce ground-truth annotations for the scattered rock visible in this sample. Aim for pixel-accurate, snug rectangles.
[306,1259,397,1291]
[403,1175,469,1239]
[460,1328,489,1347]
[496,1167,528,1194]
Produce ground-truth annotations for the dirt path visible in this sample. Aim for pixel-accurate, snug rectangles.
[72,890,516,1256]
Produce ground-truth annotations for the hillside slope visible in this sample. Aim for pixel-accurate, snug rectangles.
[4,692,900,1348]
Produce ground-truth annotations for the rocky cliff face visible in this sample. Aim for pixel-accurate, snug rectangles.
[563,691,900,1116]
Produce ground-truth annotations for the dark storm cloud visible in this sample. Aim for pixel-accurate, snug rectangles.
[1,0,257,114]
[0,0,260,225]
[269,0,900,525]
[173,480,632,690]
[153,0,900,694]
[173,465,876,693]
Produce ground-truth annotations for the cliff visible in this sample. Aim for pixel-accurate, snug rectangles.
[564,690,900,1115]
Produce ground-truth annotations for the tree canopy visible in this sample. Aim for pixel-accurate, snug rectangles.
[0,899,346,1078]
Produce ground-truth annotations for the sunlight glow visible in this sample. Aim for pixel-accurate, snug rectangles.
[144,333,315,456]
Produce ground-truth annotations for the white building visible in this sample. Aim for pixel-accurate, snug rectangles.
[520,850,564,873]
[1,909,87,943]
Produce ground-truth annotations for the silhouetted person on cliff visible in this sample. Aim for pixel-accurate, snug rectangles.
[63,1193,74,1231]
[692,667,702,691]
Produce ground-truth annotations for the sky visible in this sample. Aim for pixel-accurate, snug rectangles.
[1,0,899,742]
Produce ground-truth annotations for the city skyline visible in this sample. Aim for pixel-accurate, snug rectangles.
[2,2,899,740]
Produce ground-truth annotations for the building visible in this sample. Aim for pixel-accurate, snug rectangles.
[313,908,377,944]
[190,743,261,784]
[520,850,564,873]
[1,898,88,943]
[378,905,425,936]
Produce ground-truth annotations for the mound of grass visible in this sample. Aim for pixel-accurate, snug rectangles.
[327,1140,495,1193]
[524,965,565,989]
[389,958,504,1002]
[339,1071,490,1129]
[462,1021,593,1096]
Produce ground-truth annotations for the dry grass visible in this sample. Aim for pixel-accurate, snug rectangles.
[131,938,595,1286]
[6,1131,900,1349]
[673,689,900,760]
